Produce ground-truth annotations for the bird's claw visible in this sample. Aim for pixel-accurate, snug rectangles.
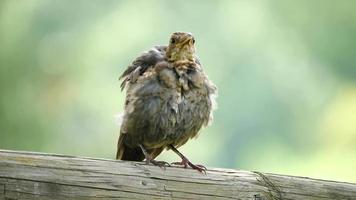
[171,158,207,174]
[147,159,171,170]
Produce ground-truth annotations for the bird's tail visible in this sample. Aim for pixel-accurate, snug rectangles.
[116,134,145,161]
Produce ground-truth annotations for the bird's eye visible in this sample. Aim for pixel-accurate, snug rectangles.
[171,38,176,44]
[192,38,195,44]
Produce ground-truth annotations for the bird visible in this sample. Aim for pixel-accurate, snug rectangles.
[116,32,217,173]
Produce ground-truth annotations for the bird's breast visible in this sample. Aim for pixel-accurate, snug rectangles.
[124,64,214,149]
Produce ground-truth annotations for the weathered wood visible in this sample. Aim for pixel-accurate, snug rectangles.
[0,150,355,200]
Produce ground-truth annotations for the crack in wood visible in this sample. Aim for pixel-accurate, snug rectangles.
[0,183,5,200]
[254,172,282,200]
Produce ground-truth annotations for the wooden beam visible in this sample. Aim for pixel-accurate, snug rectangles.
[0,150,355,199]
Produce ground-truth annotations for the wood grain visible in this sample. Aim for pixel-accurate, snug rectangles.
[0,150,355,200]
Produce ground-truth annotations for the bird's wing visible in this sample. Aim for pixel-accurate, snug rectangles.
[117,46,167,161]
[119,45,167,90]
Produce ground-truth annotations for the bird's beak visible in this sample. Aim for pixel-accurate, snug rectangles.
[181,37,193,46]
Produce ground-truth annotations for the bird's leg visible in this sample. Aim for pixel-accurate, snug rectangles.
[169,145,207,174]
[139,144,170,169]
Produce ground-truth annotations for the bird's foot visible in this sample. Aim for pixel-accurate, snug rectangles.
[146,158,170,169]
[139,144,170,169]
[171,157,207,174]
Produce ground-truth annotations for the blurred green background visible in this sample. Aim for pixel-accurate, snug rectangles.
[1,0,356,182]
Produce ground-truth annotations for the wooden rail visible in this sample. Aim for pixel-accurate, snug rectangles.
[0,150,355,199]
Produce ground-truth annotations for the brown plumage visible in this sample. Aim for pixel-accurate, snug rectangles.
[116,32,217,172]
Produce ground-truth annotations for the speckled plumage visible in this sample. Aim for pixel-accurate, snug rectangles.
[116,32,217,166]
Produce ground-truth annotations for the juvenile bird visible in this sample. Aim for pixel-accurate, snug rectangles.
[116,32,217,173]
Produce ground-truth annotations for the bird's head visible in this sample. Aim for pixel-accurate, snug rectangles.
[166,32,196,62]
